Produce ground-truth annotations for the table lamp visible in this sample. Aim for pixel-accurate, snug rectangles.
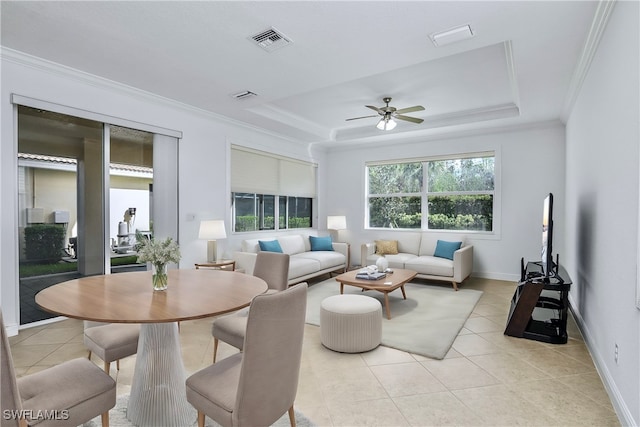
[198,220,227,262]
[327,215,347,242]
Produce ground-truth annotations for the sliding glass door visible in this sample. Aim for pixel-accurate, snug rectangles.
[16,105,178,325]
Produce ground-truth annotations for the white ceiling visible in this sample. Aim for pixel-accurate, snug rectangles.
[1,1,600,147]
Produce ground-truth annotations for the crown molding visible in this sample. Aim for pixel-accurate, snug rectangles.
[246,104,331,140]
[561,0,617,121]
[333,103,520,143]
[504,40,521,110]
[325,118,564,153]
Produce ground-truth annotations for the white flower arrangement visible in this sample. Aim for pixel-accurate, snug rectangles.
[135,231,182,266]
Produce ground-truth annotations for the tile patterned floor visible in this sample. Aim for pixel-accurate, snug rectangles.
[8,277,620,426]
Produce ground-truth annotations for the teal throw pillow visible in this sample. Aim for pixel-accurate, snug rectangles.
[258,239,283,253]
[433,240,462,260]
[309,235,334,251]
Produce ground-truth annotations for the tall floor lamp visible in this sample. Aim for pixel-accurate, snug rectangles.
[327,215,347,242]
[198,220,227,262]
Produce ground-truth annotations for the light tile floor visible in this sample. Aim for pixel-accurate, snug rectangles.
[8,277,620,426]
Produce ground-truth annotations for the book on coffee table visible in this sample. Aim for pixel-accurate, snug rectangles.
[355,272,387,280]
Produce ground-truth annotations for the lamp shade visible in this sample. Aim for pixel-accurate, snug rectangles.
[327,215,347,230]
[198,220,227,240]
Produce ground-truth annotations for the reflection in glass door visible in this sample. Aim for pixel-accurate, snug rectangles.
[17,106,104,324]
[109,125,154,273]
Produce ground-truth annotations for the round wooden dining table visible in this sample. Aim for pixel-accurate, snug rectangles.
[36,268,267,427]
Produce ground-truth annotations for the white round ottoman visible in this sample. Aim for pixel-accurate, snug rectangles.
[320,294,382,353]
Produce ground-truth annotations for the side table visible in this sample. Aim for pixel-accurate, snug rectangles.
[195,259,236,271]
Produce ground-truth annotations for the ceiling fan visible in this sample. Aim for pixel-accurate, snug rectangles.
[345,97,425,131]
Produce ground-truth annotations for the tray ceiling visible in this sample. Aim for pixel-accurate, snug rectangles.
[0,1,600,146]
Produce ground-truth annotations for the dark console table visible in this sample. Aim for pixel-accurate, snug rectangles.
[504,261,572,344]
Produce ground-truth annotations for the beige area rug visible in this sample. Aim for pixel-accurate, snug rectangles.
[84,394,315,427]
[306,278,483,360]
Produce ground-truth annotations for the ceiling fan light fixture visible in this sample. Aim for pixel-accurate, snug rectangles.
[376,117,397,131]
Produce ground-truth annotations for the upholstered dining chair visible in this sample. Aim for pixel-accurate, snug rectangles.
[187,282,307,427]
[1,311,116,427]
[84,321,140,374]
[210,251,289,363]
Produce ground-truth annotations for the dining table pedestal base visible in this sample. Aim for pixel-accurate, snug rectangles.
[127,323,194,427]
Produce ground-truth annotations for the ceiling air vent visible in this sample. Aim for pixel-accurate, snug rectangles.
[250,27,292,52]
[231,90,258,100]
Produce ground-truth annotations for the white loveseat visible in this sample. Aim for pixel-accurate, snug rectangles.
[361,233,473,291]
[234,234,348,285]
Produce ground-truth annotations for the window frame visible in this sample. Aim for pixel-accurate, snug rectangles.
[232,192,313,233]
[365,152,498,234]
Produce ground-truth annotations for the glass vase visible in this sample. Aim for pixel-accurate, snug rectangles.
[152,263,168,291]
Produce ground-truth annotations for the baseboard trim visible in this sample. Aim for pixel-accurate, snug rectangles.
[471,271,519,282]
[568,295,635,426]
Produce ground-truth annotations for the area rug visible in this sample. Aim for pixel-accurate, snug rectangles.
[84,394,315,427]
[306,278,483,360]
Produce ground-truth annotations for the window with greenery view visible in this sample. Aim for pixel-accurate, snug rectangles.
[233,193,312,232]
[368,162,422,229]
[367,154,494,232]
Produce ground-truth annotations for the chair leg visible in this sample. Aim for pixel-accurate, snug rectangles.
[104,361,110,375]
[213,338,219,363]
[451,281,459,291]
[116,359,120,371]
[101,411,109,427]
[197,411,205,427]
[87,350,92,360]
[288,406,296,427]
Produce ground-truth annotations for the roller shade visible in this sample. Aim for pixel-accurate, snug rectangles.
[231,146,316,197]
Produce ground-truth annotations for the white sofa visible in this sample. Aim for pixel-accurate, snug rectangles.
[234,234,348,285]
[361,233,473,291]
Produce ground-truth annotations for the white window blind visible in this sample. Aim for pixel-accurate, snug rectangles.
[231,148,279,194]
[231,146,316,197]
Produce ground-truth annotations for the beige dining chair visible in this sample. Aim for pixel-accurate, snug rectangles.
[187,282,307,427]
[84,321,140,374]
[211,251,289,363]
[1,310,116,427]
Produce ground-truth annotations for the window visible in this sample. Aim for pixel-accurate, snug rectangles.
[286,196,313,229]
[367,154,495,232]
[233,193,274,232]
[230,146,316,232]
[232,193,312,232]
[368,162,422,229]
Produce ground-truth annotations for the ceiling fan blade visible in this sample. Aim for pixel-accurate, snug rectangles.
[395,114,424,124]
[365,105,384,114]
[394,105,425,114]
[345,115,379,121]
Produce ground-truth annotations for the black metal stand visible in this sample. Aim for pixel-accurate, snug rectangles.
[504,260,572,344]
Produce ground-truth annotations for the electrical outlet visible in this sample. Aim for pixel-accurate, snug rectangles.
[614,343,619,364]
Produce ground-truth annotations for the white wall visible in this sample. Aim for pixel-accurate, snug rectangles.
[0,49,566,330]
[565,1,640,424]
[324,123,566,279]
[0,51,324,332]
